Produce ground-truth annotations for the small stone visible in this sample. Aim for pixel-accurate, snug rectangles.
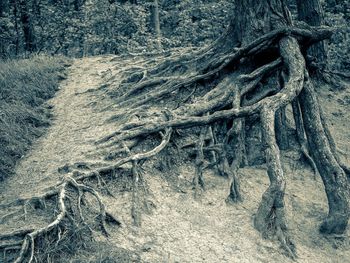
[57,163,71,174]
[141,242,154,252]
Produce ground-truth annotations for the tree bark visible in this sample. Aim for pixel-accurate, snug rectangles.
[19,0,37,52]
[254,107,287,233]
[12,0,20,55]
[150,0,162,50]
[275,106,289,150]
[299,76,350,234]
[0,0,10,57]
[291,99,318,175]
[74,0,84,11]
[225,91,243,203]
[296,0,327,74]
[231,1,298,248]
[0,0,9,16]
[232,0,292,46]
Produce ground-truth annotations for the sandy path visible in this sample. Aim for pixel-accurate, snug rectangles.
[108,167,273,263]
[107,163,350,263]
[0,56,121,230]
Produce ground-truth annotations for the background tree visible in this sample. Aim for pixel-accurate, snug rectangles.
[0,0,11,57]
[149,0,162,49]
[19,0,37,52]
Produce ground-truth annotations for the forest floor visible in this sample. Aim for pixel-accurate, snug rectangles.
[1,55,350,263]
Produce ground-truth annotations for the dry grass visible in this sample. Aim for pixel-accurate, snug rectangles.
[0,55,70,180]
[66,241,141,263]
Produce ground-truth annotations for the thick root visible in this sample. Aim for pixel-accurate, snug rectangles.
[253,35,305,256]
[224,90,244,203]
[225,166,242,204]
[292,99,318,176]
[254,107,296,259]
[299,75,350,234]
[192,126,207,198]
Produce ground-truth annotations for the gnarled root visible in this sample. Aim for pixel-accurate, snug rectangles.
[0,129,174,261]
[299,75,350,234]
[292,99,318,177]
[254,107,296,259]
[254,35,306,258]
[225,161,242,204]
[1,24,340,262]
[225,92,244,203]
[192,126,207,198]
[0,177,121,263]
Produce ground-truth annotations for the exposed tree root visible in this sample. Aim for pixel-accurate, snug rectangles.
[77,128,172,181]
[1,17,345,261]
[102,26,332,113]
[275,106,289,150]
[0,128,174,261]
[206,124,219,173]
[254,107,296,259]
[299,74,350,234]
[292,99,318,177]
[224,91,244,203]
[192,126,207,198]
[0,176,122,263]
[96,36,314,145]
[86,24,347,256]
[250,36,304,257]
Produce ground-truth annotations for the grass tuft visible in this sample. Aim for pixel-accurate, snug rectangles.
[0,55,70,181]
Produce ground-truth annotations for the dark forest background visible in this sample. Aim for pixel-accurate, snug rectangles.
[0,0,349,72]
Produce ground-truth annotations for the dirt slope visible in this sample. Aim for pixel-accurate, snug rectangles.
[1,55,349,263]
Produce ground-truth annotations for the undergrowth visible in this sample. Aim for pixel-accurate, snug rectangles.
[0,55,70,181]
[66,241,141,263]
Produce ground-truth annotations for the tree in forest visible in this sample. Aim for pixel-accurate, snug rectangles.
[149,0,162,49]
[1,0,349,261]
[19,0,37,52]
[0,0,11,57]
[1,0,235,57]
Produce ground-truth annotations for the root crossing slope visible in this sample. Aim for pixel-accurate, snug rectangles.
[0,55,349,263]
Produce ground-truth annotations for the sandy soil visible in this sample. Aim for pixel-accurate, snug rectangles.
[1,55,349,263]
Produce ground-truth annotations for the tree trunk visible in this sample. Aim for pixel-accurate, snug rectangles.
[150,0,162,50]
[231,0,292,46]
[296,0,327,74]
[0,0,9,16]
[19,0,36,52]
[74,0,83,11]
[12,0,20,55]
[0,0,10,57]
[275,107,289,150]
